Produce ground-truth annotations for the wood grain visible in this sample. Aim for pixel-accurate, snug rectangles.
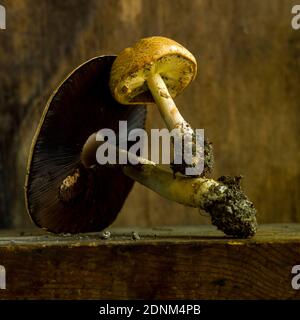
[0,224,300,299]
[0,0,299,228]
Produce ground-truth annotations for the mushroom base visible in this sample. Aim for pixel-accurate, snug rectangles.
[202,176,257,238]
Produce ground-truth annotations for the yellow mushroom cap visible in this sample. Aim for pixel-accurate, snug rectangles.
[110,36,197,105]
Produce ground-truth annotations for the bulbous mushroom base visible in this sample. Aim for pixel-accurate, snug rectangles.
[202,176,257,238]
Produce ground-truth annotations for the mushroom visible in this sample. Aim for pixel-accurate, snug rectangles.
[81,140,256,238]
[25,55,147,233]
[109,36,213,176]
[25,54,256,238]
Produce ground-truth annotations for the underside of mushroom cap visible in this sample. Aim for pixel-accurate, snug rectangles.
[110,36,197,105]
[25,56,147,234]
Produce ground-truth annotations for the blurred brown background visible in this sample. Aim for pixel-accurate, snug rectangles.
[0,0,299,230]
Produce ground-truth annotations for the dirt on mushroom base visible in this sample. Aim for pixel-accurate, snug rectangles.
[170,136,214,177]
[202,176,257,238]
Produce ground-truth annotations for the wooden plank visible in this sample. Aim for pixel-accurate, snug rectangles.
[0,224,300,299]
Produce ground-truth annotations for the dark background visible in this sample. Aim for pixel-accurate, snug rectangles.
[0,0,299,230]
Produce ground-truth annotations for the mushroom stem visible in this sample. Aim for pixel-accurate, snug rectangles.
[79,137,256,238]
[147,73,201,175]
[82,133,214,207]
[123,163,218,207]
[147,73,187,130]
[122,162,257,238]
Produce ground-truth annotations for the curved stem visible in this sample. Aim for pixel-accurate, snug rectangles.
[123,163,257,238]
[82,132,218,207]
[77,138,256,238]
[147,73,204,176]
[123,164,220,208]
[147,73,187,130]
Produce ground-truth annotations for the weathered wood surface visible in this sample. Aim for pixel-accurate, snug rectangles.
[0,224,300,299]
[0,0,300,228]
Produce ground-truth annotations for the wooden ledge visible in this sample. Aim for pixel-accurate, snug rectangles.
[0,224,300,299]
